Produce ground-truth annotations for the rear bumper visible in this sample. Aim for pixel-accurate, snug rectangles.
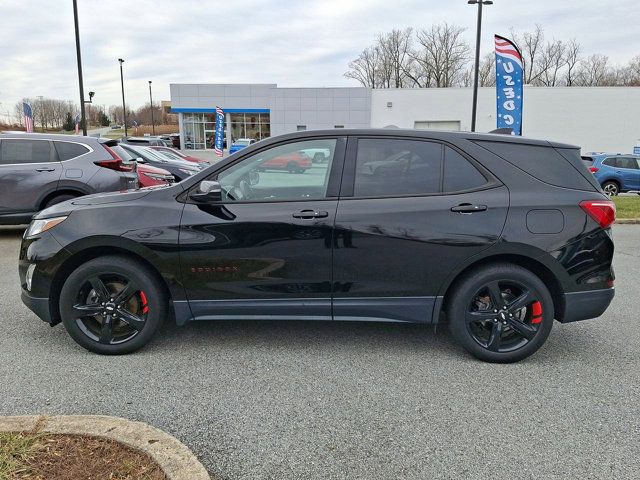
[21,289,53,324]
[561,288,614,323]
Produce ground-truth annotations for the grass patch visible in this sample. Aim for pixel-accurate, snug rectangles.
[613,195,640,219]
[0,432,41,479]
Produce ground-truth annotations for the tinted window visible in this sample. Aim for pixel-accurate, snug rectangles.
[476,141,594,191]
[443,147,487,192]
[217,139,338,202]
[354,138,442,197]
[602,157,616,167]
[111,145,135,161]
[0,139,51,164]
[617,157,639,169]
[54,141,89,160]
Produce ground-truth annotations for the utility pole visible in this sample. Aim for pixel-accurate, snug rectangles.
[468,0,493,132]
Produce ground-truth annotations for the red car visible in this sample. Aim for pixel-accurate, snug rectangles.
[137,163,174,187]
[149,146,208,164]
[259,151,312,173]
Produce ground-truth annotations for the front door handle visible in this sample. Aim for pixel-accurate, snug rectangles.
[451,203,487,213]
[292,210,329,219]
[35,167,56,172]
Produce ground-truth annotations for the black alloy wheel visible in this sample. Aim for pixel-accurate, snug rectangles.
[60,256,166,354]
[448,263,554,363]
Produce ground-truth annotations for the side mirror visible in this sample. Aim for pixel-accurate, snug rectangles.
[190,180,222,203]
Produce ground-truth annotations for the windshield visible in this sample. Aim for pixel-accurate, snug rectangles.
[234,140,251,146]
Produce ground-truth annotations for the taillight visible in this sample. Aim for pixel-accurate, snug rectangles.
[580,200,616,228]
[95,145,133,172]
[589,167,599,173]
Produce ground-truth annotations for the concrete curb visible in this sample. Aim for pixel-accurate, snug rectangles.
[616,218,640,224]
[0,415,210,480]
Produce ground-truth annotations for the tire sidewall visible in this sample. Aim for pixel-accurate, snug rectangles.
[59,256,166,355]
[447,264,554,363]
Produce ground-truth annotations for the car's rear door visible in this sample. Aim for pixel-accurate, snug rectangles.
[0,138,61,221]
[617,157,640,191]
[332,135,509,323]
[178,136,346,321]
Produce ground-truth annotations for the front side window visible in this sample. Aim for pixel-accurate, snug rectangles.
[618,157,639,169]
[354,138,442,197]
[216,139,338,202]
[0,139,51,164]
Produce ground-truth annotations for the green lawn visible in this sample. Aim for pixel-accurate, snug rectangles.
[613,195,640,219]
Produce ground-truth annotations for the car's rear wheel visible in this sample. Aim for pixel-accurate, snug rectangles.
[43,194,77,209]
[59,255,167,355]
[313,153,325,163]
[602,181,619,196]
[287,162,298,173]
[447,263,554,363]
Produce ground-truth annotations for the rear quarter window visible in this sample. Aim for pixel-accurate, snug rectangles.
[54,141,90,160]
[476,141,596,191]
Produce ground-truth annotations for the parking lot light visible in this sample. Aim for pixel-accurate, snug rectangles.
[149,80,155,136]
[118,58,127,137]
[468,0,493,132]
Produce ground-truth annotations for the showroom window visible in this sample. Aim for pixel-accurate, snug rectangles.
[182,112,271,150]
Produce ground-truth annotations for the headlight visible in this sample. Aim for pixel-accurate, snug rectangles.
[179,168,196,176]
[25,216,68,238]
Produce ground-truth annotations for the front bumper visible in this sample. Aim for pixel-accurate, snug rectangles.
[21,289,53,324]
[561,288,615,323]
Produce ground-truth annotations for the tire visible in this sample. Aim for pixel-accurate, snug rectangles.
[602,181,619,196]
[313,153,324,164]
[287,162,298,173]
[447,263,554,363]
[43,194,77,209]
[59,255,167,355]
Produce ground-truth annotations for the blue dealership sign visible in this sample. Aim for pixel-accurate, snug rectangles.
[214,106,224,157]
[494,35,523,135]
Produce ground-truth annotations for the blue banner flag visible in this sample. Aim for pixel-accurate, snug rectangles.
[214,107,225,157]
[494,35,523,135]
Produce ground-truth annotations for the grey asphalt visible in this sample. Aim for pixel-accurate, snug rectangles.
[0,225,638,479]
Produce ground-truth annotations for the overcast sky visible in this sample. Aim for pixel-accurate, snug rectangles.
[0,0,638,115]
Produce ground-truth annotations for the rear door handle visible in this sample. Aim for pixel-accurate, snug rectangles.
[292,210,329,219]
[35,167,56,172]
[451,203,487,213]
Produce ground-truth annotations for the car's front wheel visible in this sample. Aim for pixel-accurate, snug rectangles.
[447,263,554,363]
[59,255,167,354]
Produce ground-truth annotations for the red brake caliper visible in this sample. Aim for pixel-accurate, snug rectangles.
[139,291,149,314]
[531,301,543,324]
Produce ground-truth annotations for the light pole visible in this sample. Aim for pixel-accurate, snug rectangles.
[72,0,89,135]
[148,80,155,135]
[468,0,492,132]
[118,58,128,137]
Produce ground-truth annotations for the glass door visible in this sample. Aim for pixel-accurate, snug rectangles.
[204,130,216,150]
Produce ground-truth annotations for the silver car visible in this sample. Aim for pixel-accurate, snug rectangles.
[0,132,138,224]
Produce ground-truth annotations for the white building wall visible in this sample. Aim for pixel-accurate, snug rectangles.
[371,87,640,153]
[269,87,371,136]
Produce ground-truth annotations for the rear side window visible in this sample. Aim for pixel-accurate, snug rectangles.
[354,138,442,196]
[602,157,616,167]
[443,146,487,192]
[617,157,639,169]
[477,141,595,191]
[0,139,51,164]
[54,141,89,160]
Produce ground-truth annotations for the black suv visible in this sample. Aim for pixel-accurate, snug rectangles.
[19,130,615,362]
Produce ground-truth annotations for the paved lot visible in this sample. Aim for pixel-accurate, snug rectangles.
[0,225,638,479]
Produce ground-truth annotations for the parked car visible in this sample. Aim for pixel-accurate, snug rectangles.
[301,147,331,163]
[170,134,180,149]
[149,146,208,164]
[119,144,203,182]
[19,129,615,363]
[582,153,640,196]
[121,136,169,147]
[257,150,312,173]
[108,145,173,188]
[229,138,256,154]
[0,132,138,225]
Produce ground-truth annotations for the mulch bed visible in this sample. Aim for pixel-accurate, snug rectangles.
[6,432,166,480]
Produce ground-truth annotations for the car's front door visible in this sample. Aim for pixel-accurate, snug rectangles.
[0,138,61,221]
[179,137,345,321]
[615,157,640,191]
[332,136,509,323]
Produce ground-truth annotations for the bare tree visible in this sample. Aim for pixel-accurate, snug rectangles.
[411,23,470,87]
[376,28,414,88]
[511,24,544,84]
[344,46,381,87]
[564,39,581,86]
[536,39,567,86]
[575,54,614,86]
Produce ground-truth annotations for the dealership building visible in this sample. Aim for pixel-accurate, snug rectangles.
[170,83,640,153]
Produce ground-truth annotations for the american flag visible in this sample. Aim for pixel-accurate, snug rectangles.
[214,106,224,157]
[23,102,34,133]
[494,35,523,68]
